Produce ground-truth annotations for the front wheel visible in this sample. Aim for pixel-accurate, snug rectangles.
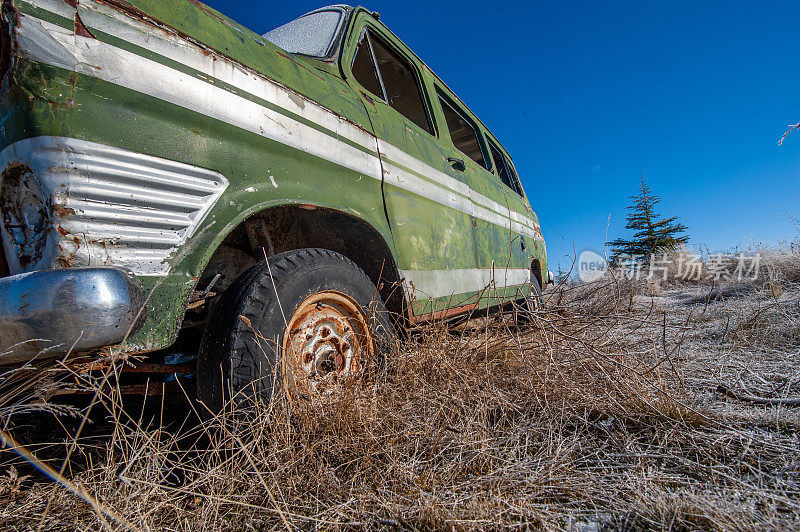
[197,248,395,413]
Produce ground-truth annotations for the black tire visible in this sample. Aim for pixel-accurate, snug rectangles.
[514,276,543,325]
[197,248,395,413]
[529,276,543,310]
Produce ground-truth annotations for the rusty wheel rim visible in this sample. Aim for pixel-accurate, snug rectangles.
[282,290,373,404]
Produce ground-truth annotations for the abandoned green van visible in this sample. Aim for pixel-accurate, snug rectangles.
[0,1,551,407]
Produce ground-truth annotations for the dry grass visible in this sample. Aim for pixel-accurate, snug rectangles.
[1,266,800,530]
[759,243,800,285]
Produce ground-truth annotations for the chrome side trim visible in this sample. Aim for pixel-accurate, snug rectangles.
[0,267,147,365]
[0,137,229,276]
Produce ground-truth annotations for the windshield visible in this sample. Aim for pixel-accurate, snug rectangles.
[262,7,346,58]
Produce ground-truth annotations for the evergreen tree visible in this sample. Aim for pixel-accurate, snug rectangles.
[607,173,689,259]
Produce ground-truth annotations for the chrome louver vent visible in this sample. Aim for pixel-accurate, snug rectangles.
[0,137,228,276]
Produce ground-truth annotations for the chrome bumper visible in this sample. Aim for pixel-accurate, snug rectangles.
[0,268,146,365]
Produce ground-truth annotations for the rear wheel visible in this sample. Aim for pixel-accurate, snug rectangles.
[528,276,543,310]
[514,276,543,324]
[197,248,394,413]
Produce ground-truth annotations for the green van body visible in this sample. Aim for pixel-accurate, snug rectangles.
[0,0,548,354]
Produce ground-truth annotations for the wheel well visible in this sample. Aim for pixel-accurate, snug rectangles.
[196,205,405,320]
[531,258,542,288]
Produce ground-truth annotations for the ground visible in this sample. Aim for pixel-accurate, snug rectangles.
[0,253,798,530]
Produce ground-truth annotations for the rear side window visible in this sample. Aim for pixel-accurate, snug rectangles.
[351,29,432,133]
[263,8,345,58]
[438,91,487,169]
[352,31,383,98]
[488,141,523,196]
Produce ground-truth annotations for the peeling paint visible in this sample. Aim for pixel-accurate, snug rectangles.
[74,12,95,39]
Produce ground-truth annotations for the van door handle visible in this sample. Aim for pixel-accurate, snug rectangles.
[447,157,466,172]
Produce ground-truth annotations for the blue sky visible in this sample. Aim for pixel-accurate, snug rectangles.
[206,1,800,272]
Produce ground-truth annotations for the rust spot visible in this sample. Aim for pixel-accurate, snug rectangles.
[282,291,372,402]
[360,90,375,106]
[74,12,95,39]
[56,225,69,236]
[63,0,78,8]
[185,0,236,30]
[54,206,76,217]
[102,0,134,9]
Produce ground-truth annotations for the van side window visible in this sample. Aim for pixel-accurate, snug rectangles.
[352,29,432,133]
[438,91,487,169]
[505,159,523,197]
[488,141,522,196]
[351,30,384,99]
